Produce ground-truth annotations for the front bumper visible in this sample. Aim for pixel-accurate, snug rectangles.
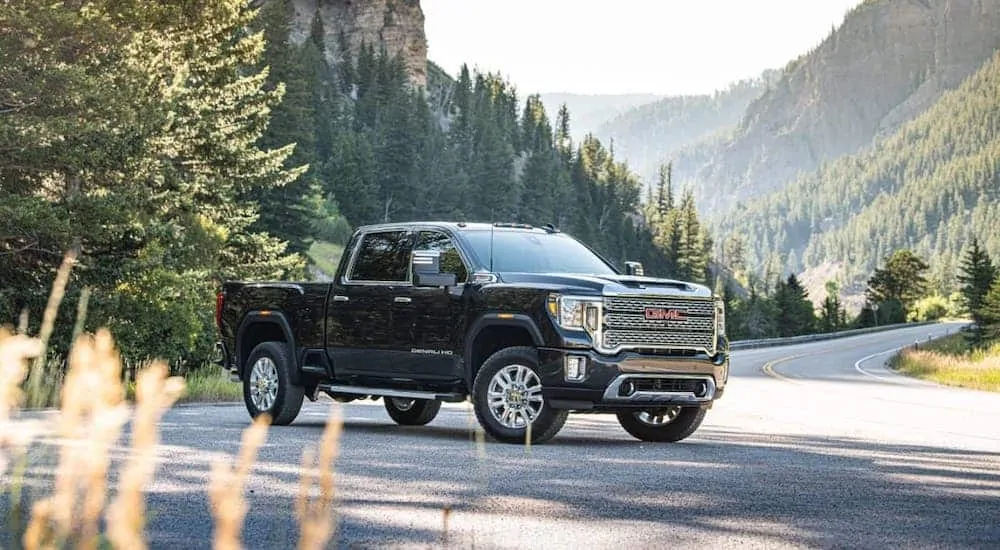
[536,347,729,411]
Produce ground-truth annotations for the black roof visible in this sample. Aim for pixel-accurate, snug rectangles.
[353,221,560,233]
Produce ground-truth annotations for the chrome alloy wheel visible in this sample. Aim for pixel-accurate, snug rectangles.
[487,364,544,429]
[249,357,279,411]
[636,406,682,426]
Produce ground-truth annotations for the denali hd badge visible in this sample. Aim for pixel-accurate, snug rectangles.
[644,307,686,321]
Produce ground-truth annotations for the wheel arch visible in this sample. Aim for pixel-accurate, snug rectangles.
[236,311,300,384]
[464,314,544,390]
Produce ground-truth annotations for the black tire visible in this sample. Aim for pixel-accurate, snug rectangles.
[383,397,442,426]
[616,406,707,442]
[472,346,568,445]
[242,341,304,426]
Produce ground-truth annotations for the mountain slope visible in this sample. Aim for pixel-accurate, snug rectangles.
[538,93,663,143]
[680,0,1000,214]
[718,49,1000,301]
[595,71,778,186]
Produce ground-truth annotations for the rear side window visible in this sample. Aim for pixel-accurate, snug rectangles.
[349,230,412,282]
[415,231,469,282]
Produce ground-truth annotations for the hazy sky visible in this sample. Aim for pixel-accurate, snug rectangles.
[423,0,863,96]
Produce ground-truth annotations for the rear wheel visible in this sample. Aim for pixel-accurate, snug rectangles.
[242,341,304,426]
[616,406,706,442]
[472,346,568,444]
[383,397,442,425]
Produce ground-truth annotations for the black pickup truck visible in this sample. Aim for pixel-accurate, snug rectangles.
[215,222,729,444]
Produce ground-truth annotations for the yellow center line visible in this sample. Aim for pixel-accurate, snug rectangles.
[760,353,819,383]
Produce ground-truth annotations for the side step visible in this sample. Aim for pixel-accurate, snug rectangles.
[316,383,467,403]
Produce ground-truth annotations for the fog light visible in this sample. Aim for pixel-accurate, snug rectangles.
[564,356,587,381]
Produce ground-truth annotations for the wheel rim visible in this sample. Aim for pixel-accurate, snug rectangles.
[487,364,544,429]
[636,407,681,426]
[249,357,279,411]
[390,398,415,411]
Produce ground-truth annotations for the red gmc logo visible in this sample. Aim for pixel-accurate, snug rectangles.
[644,307,686,321]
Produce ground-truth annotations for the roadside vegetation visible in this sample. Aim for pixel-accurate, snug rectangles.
[891,334,1000,392]
[174,369,244,404]
[890,238,1000,391]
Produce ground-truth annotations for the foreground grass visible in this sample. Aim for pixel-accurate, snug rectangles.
[890,333,1000,392]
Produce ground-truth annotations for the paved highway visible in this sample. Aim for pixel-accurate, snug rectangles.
[8,322,1000,549]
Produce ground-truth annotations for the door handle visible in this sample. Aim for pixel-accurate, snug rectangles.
[333,295,349,302]
[394,296,412,304]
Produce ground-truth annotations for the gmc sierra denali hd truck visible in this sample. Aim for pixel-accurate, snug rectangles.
[214,222,729,444]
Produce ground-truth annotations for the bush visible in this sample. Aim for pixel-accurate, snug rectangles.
[908,294,951,322]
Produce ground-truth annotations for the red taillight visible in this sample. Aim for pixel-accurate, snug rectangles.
[215,291,225,330]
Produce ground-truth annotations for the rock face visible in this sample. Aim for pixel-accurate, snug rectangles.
[288,0,427,88]
[682,0,1000,214]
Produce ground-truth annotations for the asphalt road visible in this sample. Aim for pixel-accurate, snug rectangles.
[7,322,1000,549]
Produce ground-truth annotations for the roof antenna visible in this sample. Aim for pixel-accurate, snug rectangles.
[489,222,495,272]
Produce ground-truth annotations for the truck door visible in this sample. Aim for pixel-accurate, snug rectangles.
[392,229,468,382]
[326,228,413,380]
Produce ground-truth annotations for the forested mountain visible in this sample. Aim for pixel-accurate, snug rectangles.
[594,71,779,187]
[252,1,716,283]
[718,49,1000,306]
[537,93,664,143]
[676,0,1000,215]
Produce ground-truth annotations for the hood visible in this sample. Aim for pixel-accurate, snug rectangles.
[496,272,714,299]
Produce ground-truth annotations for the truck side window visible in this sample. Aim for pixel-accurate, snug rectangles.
[415,231,468,282]
[349,230,412,283]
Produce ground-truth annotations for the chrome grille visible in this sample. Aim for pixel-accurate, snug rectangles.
[602,296,716,354]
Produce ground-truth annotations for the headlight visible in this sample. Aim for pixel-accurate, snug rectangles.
[547,294,602,332]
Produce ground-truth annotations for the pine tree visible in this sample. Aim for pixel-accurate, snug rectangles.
[866,249,930,318]
[250,0,318,254]
[957,237,997,341]
[656,163,674,216]
[677,188,708,283]
[819,280,844,332]
[774,274,815,336]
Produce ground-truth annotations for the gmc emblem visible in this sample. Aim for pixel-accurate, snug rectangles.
[644,307,686,321]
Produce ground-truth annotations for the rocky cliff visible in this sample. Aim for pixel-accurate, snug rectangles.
[288,0,427,88]
[680,0,1000,214]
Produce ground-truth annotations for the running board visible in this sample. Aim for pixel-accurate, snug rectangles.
[316,383,467,403]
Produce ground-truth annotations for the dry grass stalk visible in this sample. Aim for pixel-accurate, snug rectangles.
[296,404,343,550]
[23,329,131,550]
[105,361,186,550]
[208,414,271,550]
[27,243,80,408]
[441,505,452,543]
[0,328,42,475]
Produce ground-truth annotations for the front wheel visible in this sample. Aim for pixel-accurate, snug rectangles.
[472,347,568,444]
[383,397,442,425]
[616,406,706,442]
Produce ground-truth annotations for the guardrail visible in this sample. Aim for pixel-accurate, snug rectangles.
[728,321,949,351]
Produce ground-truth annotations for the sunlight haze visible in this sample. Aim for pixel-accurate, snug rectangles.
[423,0,864,95]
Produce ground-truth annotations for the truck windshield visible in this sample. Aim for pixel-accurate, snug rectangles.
[462,230,618,275]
